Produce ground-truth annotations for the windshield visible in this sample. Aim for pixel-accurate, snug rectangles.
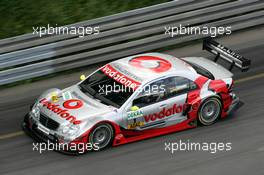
[79,70,134,108]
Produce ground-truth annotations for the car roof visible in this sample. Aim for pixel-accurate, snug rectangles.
[108,52,197,83]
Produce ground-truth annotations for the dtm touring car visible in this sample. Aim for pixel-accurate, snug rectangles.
[23,38,250,153]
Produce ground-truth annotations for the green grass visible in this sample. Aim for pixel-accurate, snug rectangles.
[0,0,170,39]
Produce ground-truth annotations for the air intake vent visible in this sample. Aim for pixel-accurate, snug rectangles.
[39,113,60,130]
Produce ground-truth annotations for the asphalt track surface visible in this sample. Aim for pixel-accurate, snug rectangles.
[1,27,264,175]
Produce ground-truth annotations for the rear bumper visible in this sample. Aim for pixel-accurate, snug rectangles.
[226,94,243,115]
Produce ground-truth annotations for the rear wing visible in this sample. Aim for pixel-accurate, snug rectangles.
[203,38,251,72]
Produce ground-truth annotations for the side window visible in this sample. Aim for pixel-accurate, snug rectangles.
[132,79,166,108]
[165,76,197,99]
[132,76,197,108]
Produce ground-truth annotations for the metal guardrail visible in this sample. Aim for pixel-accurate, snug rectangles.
[0,0,264,85]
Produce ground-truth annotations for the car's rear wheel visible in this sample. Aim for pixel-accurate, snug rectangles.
[198,97,222,126]
[89,123,114,151]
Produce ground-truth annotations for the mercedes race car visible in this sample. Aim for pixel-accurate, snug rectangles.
[23,38,250,153]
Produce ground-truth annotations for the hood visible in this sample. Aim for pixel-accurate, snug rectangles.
[38,85,115,125]
[181,57,233,79]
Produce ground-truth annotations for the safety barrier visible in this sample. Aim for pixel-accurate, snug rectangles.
[0,0,264,85]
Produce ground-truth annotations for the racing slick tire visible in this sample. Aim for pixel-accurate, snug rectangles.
[198,97,222,126]
[89,123,114,151]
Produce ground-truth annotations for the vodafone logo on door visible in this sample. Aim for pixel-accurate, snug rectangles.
[144,103,188,122]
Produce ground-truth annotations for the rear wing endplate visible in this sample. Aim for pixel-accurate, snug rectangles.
[203,38,251,72]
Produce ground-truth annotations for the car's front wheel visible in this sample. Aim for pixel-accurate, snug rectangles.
[198,97,222,126]
[89,123,114,151]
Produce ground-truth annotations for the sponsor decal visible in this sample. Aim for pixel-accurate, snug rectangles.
[128,121,144,129]
[39,98,82,124]
[129,56,172,73]
[63,99,83,109]
[144,103,188,122]
[111,63,143,82]
[216,44,243,60]
[100,64,141,90]
[50,91,73,103]
[62,91,72,100]
[127,110,143,120]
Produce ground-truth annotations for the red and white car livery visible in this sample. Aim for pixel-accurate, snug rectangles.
[23,38,250,153]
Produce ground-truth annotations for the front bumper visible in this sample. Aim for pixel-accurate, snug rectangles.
[22,113,84,155]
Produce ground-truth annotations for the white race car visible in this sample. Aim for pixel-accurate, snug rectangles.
[23,38,250,153]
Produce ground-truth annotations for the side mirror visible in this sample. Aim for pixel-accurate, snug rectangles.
[80,74,86,81]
